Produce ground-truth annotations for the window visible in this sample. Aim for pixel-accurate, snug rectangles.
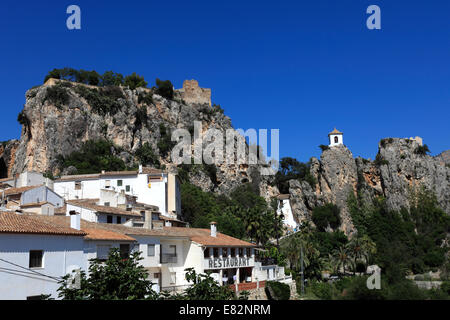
[116,216,121,224]
[105,180,111,188]
[246,248,251,257]
[117,180,123,186]
[75,181,81,190]
[97,245,111,261]
[104,202,110,207]
[107,215,113,223]
[120,244,130,259]
[334,136,338,143]
[213,248,219,258]
[170,272,176,285]
[169,245,176,255]
[125,185,130,192]
[238,248,243,257]
[29,250,43,268]
[152,213,159,221]
[154,273,160,279]
[148,244,155,257]
[204,248,210,258]
[223,248,229,257]
[230,248,236,257]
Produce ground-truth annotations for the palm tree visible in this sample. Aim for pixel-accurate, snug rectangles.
[347,237,364,275]
[333,245,352,276]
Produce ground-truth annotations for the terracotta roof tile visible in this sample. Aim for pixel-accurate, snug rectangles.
[0,212,86,236]
[328,128,343,135]
[141,167,164,175]
[82,228,136,241]
[2,186,39,196]
[100,171,138,177]
[56,173,101,181]
[26,215,135,241]
[20,201,50,208]
[92,224,255,247]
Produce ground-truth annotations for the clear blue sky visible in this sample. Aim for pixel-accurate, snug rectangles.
[0,0,449,162]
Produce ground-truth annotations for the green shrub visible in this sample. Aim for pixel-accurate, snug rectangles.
[157,124,175,157]
[319,144,330,152]
[75,85,123,115]
[58,139,127,174]
[138,92,153,105]
[124,72,148,90]
[265,281,290,300]
[155,78,174,100]
[275,157,316,193]
[374,154,389,166]
[44,83,70,109]
[440,281,450,295]
[312,204,341,231]
[306,280,334,300]
[415,144,430,156]
[17,110,29,126]
[101,71,124,86]
[135,142,160,168]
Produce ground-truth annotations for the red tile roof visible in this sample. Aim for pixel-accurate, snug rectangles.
[25,215,135,241]
[67,199,142,217]
[0,212,86,236]
[2,186,39,196]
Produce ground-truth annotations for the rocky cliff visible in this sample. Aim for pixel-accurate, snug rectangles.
[289,139,450,235]
[0,80,448,236]
[1,79,275,197]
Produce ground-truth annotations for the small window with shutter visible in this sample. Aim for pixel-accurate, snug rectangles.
[148,244,155,257]
[29,250,43,268]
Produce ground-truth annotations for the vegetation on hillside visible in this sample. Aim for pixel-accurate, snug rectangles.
[274,157,316,194]
[57,139,133,174]
[56,249,246,300]
[180,182,284,246]
[279,187,450,300]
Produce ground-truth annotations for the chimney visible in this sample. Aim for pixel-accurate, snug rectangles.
[143,210,152,230]
[210,221,217,237]
[138,164,143,174]
[69,211,81,230]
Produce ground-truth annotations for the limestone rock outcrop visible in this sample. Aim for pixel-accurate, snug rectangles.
[1,79,263,195]
[287,140,449,235]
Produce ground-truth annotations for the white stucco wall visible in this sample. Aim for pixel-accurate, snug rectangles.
[54,179,101,200]
[0,234,84,300]
[329,134,343,147]
[277,199,297,230]
[66,204,98,222]
[21,186,64,207]
[54,173,172,215]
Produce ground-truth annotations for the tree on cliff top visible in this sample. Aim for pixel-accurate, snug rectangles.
[124,72,148,90]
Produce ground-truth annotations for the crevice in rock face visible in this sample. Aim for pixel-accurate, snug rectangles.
[0,158,8,178]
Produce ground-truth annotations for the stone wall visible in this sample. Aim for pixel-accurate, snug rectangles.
[177,79,211,106]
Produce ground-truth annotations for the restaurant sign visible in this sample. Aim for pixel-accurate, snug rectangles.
[205,257,254,269]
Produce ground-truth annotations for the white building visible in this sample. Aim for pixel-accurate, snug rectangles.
[53,167,181,218]
[277,194,298,232]
[0,171,53,189]
[0,212,86,300]
[328,128,344,147]
[1,185,64,214]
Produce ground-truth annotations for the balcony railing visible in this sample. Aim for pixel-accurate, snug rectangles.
[161,253,177,264]
[256,257,276,266]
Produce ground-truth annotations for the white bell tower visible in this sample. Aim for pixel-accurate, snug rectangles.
[328,128,343,147]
